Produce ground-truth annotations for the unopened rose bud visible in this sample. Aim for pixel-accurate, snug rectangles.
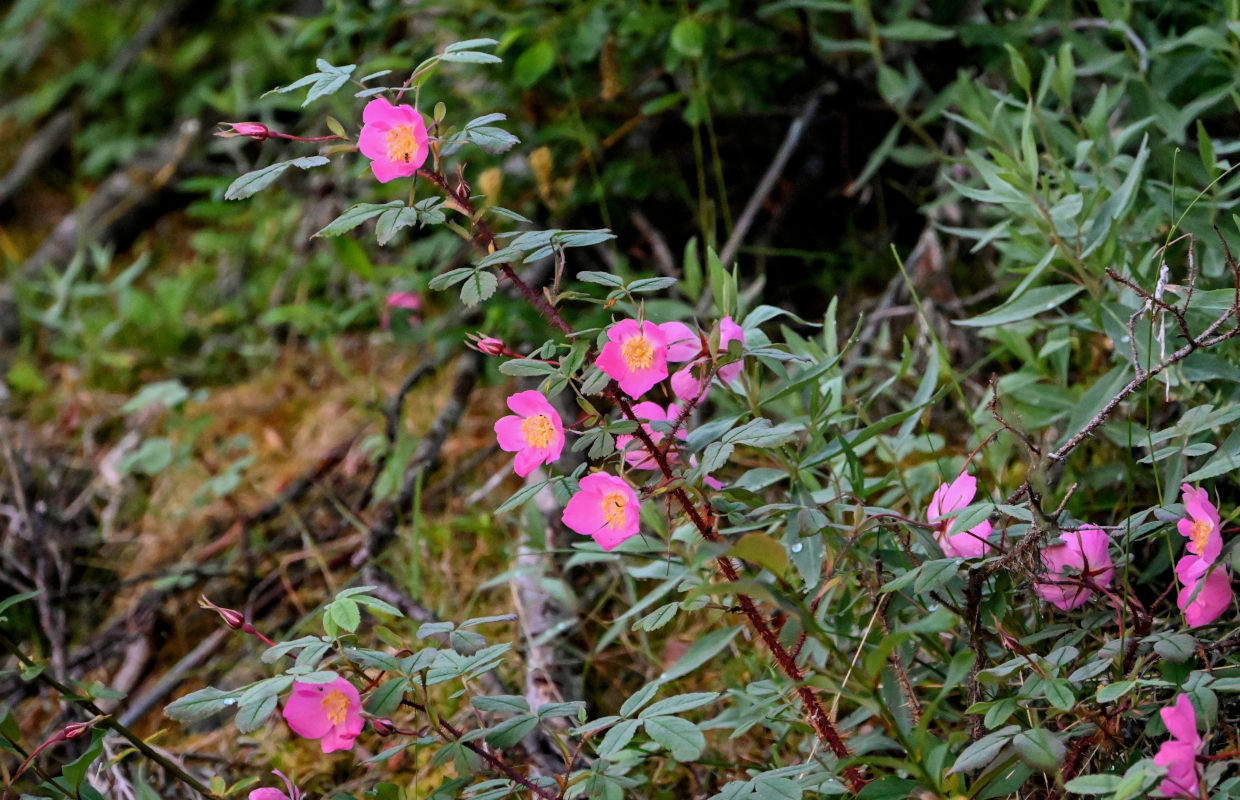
[216,122,271,140]
[63,721,93,740]
[199,595,245,630]
[370,717,396,736]
[466,333,509,357]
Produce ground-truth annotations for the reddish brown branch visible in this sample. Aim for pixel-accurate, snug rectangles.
[420,170,864,792]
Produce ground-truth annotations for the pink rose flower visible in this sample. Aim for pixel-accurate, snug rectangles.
[1034,527,1114,611]
[249,771,302,800]
[494,390,565,477]
[928,472,994,558]
[615,402,686,469]
[562,473,641,550]
[357,97,430,183]
[669,317,745,403]
[1177,484,1222,580]
[1176,556,1233,627]
[596,320,670,398]
[1153,694,1204,798]
[282,677,364,753]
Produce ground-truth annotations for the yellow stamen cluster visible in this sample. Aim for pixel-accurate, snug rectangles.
[602,492,627,530]
[521,414,555,448]
[1191,518,1213,551]
[384,125,421,164]
[322,689,349,725]
[621,335,655,370]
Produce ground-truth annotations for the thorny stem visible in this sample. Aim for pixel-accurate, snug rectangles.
[424,168,866,792]
[0,632,214,799]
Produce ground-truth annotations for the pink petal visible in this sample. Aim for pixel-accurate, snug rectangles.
[718,361,743,385]
[357,122,391,162]
[1180,566,1233,627]
[371,156,413,184]
[249,789,290,800]
[513,448,545,477]
[616,366,666,399]
[942,473,977,515]
[282,684,335,739]
[719,316,745,348]
[507,389,553,418]
[660,321,701,361]
[563,485,609,537]
[927,481,950,522]
[630,401,671,421]
[546,429,565,463]
[1182,484,1220,527]
[938,519,993,559]
[671,364,708,403]
[363,97,399,125]
[1034,581,1081,611]
[1176,553,1210,583]
[595,341,629,385]
[606,319,641,343]
[494,416,529,453]
[318,726,358,754]
[1160,695,1200,745]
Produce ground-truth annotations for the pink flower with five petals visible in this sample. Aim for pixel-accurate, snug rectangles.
[282,677,364,753]
[562,473,641,550]
[357,97,430,183]
[596,320,670,398]
[494,390,565,477]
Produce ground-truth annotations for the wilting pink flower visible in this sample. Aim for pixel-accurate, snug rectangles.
[670,317,746,403]
[597,320,669,398]
[1153,694,1204,798]
[217,122,271,140]
[1034,527,1114,611]
[1178,484,1222,580]
[249,770,303,800]
[616,402,686,469]
[358,97,430,183]
[1177,556,1233,627]
[494,391,565,477]
[562,473,641,550]
[282,677,364,753]
[928,472,994,558]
